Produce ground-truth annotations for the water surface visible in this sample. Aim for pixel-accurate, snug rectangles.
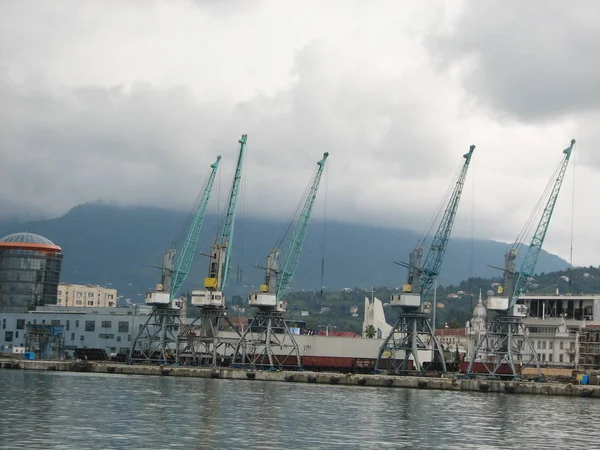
[0,370,597,449]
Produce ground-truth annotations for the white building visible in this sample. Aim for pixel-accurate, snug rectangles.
[465,294,600,369]
[363,297,392,339]
[57,284,118,308]
[0,305,152,358]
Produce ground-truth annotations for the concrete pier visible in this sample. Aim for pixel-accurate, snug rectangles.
[1,359,598,398]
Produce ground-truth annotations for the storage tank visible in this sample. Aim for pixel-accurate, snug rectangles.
[0,232,63,312]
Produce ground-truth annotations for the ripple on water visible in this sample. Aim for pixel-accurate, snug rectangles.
[0,371,597,449]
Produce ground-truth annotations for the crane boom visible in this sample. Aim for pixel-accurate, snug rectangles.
[510,139,575,306]
[419,145,475,298]
[276,152,329,298]
[216,134,247,290]
[170,155,221,298]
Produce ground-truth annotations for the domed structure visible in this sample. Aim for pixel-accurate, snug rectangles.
[0,232,63,312]
[470,290,487,333]
[0,232,57,246]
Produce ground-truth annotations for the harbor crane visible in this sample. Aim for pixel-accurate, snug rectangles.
[466,139,575,380]
[129,155,221,363]
[375,145,476,374]
[232,152,329,370]
[177,134,247,366]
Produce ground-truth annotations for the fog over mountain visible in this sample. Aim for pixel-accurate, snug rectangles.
[1,1,597,265]
[0,204,569,302]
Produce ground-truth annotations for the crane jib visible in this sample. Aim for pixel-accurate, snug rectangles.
[170,155,221,298]
[276,152,329,299]
[418,145,476,299]
[509,139,575,307]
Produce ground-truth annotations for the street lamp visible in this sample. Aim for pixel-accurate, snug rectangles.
[319,324,337,336]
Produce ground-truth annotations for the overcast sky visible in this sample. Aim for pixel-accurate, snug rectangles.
[0,0,598,266]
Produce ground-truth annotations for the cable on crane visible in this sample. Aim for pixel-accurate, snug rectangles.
[272,164,320,251]
[568,143,576,293]
[168,163,216,255]
[512,154,565,253]
[416,162,463,250]
[319,161,329,300]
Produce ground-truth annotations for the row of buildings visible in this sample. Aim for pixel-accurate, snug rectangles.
[1,231,599,370]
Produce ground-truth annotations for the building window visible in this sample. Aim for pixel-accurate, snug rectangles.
[16,319,25,330]
[80,335,84,341]
[87,301,94,306]
[128,335,132,342]
[549,354,553,362]
[101,321,112,329]
[15,332,19,338]
[537,341,541,349]
[99,334,115,339]
[560,354,564,363]
[549,341,553,350]
[569,355,574,363]
[71,333,75,341]
[76,320,80,328]
[542,341,546,350]
[117,336,122,342]
[560,341,564,350]
[118,322,129,333]
[51,320,60,326]
[85,321,95,332]
[2,319,5,330]
[66,320,70,331]
[5,331,13,342]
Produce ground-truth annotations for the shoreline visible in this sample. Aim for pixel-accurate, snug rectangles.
[1,359,598,398]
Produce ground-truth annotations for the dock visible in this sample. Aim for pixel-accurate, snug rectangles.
[1,359,599,398]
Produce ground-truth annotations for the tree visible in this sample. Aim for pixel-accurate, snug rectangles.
[364,325,376,339]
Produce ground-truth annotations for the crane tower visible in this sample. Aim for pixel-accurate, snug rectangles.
[375,145,476,374]
[129,155,221,363]
[466,139,575,380]
[177,135,247,366]
[232,152,329,370]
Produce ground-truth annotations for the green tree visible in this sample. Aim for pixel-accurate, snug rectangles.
[364,325,376,339]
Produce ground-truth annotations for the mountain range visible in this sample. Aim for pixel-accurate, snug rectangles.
[0,203,569,302]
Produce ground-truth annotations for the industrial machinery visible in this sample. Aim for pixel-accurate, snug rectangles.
[128,155,221,363]
[375,145,476,374]
[232,152,329,370]
[466,139,575,380]
[177,134,247,366]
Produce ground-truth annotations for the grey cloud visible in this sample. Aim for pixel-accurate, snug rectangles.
[428,1,600,121]
[0,41,463,230]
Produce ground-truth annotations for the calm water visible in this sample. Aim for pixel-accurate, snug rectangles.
[0,371,598,449]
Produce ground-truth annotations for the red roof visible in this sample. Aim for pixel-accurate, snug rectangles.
[435,328,467,336]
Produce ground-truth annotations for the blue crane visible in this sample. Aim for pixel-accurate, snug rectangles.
[376,145,476,374]
[234,152,329,370]
[170,155,221,298]
[130,154,221,363]
[467,139,575,380]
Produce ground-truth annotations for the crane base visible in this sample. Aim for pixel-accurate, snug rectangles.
[375,310,446,375]
[465,313,541,380]
[129,306,180,363]
[176,307,241,367]
[232,310,302,370]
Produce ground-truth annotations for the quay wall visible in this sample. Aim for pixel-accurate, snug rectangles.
[1,359,598,399]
